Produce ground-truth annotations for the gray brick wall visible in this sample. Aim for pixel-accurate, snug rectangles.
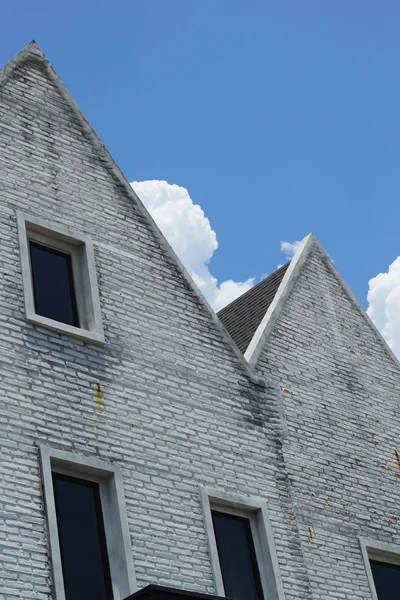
[256,240,400,599]
[0,49,310,599]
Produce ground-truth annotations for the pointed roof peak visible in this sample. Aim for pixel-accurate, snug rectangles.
[218,233,316,356]
[0,39,48,86]
[25,39,45,54]
[0,38,267,386]
[243,233,321,365]
[5,39,45,62]
[216,233,314,360]
[235,231,399,371]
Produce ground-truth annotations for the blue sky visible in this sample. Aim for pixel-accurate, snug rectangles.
[1,1,400,348]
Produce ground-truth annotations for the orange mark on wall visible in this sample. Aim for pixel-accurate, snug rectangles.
[395,450,400,470]
[95,383,103,408]
[308,527,315,546]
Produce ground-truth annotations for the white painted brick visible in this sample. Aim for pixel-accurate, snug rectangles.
[257,241,400,599]
[0,50,310,599]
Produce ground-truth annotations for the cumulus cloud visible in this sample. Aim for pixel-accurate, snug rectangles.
[367,256,400,358]
[275,240,302,268]
[280,240,301,260]
[130,180,254,311]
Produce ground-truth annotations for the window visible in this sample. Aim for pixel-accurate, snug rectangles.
[200,487,285,600]
[359,538,400,600]
[370,560,400,598]
[17,212,104,343]
[212,510,264,600]
[39,447,136,600]
[30,242,79,326]
[52,473,113,600]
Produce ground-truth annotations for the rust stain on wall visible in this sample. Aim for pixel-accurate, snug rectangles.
[395,450,400,470]
[308,527,316,546]
[95,383,103,408]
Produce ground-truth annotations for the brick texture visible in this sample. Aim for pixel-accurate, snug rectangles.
[256,240,400,599]
[0,49,311,599]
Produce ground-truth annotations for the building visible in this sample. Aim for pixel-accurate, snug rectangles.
[0,41,399,600]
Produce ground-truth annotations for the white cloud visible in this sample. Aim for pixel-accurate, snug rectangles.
[280,240,301,261]
[130,180,254,311]
[367,256,400,358]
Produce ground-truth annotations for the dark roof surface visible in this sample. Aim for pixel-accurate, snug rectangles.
[217,262,290,354]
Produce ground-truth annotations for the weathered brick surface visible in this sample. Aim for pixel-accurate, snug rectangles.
[0,49,311,599]
[256,241,400,599]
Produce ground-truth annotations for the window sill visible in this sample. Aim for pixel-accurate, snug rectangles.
[27,311,105,345]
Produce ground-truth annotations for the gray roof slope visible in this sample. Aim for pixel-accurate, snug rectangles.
[217,263,290,353]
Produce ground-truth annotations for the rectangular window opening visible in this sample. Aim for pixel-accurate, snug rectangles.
[29,241,79,327]
[52,472,113,600]
[201,488,285,600]
[369,558,400,599]
[212,509,265,600]
[40,447,136,600]
[18,213,105,343]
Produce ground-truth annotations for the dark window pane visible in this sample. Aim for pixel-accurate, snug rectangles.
[370,559,400,599]
[52,473,113,600]
[29,242,79,326]
[212,511,264,600]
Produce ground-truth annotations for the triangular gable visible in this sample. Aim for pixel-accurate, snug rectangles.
[0,41,261,383]
[245,233,400,370]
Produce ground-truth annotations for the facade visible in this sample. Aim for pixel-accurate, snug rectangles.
[0,41,399,600]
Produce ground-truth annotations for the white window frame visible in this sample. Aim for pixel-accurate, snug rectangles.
[359,537,400,600]
[200,486,286,600]
[39,446,137,600]
[17,212,104,344]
